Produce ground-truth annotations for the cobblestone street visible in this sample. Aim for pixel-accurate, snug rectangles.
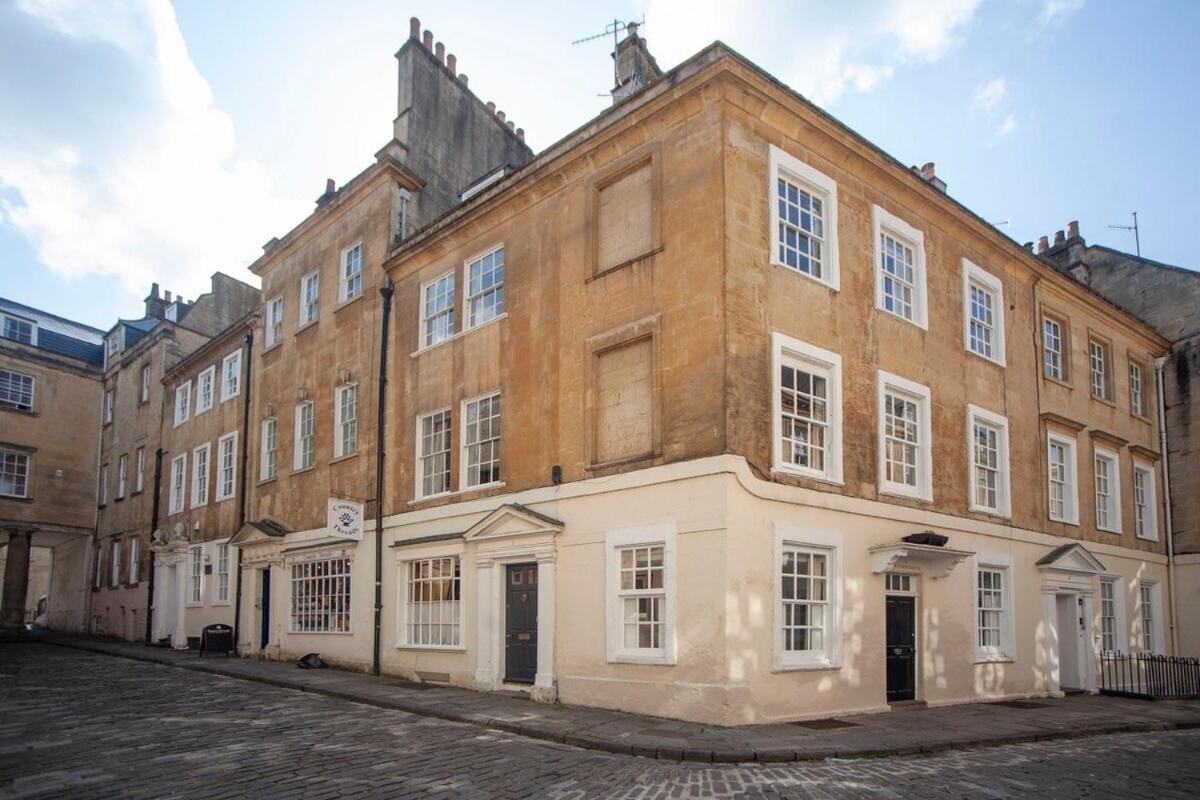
[1,644,1197,799]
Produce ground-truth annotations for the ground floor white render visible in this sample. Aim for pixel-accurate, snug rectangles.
[231,456,1173,726]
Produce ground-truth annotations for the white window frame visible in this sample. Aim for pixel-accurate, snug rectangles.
[0,448,30,499]
[294,402,315,471]
[1133,460,1158,541]
[340,241,363,302]
[1,312,37,346]
[173,382,190,427]
[1043,316,1066,381]
[967,404,1011,517]
[1047,431,1080,525]
[773,524,842,671]
[1094,445,1122,534]
[191,442,210,508]
[334,383,358,459]
[1089,338,1112,401]
[265,295,284,347]
[400,553,464,649]
[129,536,140,584]
[464,244,505,330]
[415,408,453,499]
[188,544,203,606]
[876,370,933,501]
[605,523,677,665]
[168,454,186,515]
[300,271,320,326]
[214,541,231,604]
[872,205,927,329]
[215,431,237,502]
[140,363,151,403]
[768,145,840,290]
[111,538,121,586]
[460,391,502,490]
[289,555,353,634]
[1129,360,1145,417]
[962,259,1006,366]
[974,554,1015,663]
[420,270,456,349]
[771,332,843,484]
[116,454,127,499]
[0,368,35,412]
[195,366,215,414]
[220,349,242,403]
[1099,576,1126,653]
[103,389,114,424]
[260,417,278,481]
[1139,581,1163,653]
[135,447,145,493]
[98,463,108,505]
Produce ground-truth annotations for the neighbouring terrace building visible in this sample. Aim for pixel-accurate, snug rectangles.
[6,20,1193,727]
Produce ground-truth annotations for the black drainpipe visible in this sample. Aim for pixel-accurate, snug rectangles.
[232,331,253,652]
[143,447,164,643]
[373,278,393,676]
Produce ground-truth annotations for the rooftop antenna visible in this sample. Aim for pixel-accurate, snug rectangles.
[572,17,645,93]
[991,217,1011,228]
[1108,211,1140,257]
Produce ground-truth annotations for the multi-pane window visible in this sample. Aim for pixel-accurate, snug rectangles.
[1129,361,1144,416]
[884,392,920,489]
[342,243,362,301]
[1089,339,1111,400]
[418,410,452,498]
[135,447,145,493]
[290,557,351,633]
[776,175,827,279]
[1140,584,1156,652]
[2,314,34,344]
[404,556,461,647]
[98,463,108,505]
[216,432,237,501]
[191,443,210,507]
[1043,317,1065,381]
[140,364,151,403]
[1100,579,1117,652]
[1094,449,1120,532]
[467,247,505,327]
[335,384,357,458]
[111,539,121,586]
[221,350,241,402]
[1048,436,1078,523]
[266,296,284,346]
[174,382,191,426]
[0,449,30,498]
[129,537,140,584]
[301,272,320,325]
[977,568,1006,651]
[196,366,215,413]
[189,545,202,604]
[1134,463,1156,540]
[879,232,916,321]
[0,369,35,411]
[618,545,665,651]
[169,454,186,514]
[969,407,1009,516]
[116,454,127,499]
[103,389,114,424]
[968,284,996,358]
[295,403,314,470]
[780,547,828,654]
[885,573,912,593]
[423,272,456,348]
[464,393,501,488]
[774,335,842,483]
[216,543,230,603]
[963,261,1005,365]
[261,418,278,481]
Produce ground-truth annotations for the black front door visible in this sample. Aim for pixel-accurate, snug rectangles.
[260,568,271,648]
[504,563,538,684]
[885,595,916,702]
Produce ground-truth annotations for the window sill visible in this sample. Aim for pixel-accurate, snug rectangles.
[1049,515,1080,527]
[1098,526,1123,536]
[1042,374,1072,390]
[219,392,239,405]
[0,406,37,416]
[195,405,213,416]
[875,304,928,331]
[334,293,363,314]
[295,319,319,337]
[2,495,33,503]
[330,452,359,466]
[973,654,1014,665]
[395,644,467,653]
[1134,534,1160,543]
[608,653,674,666]
[256,476,278,488]
[771,466,844,486]
[185,602,204,609]
[212,600,232,607]
[407,482,509,507]
[770,257,839,292]
[261,341,282,356]
[1131,412,1152,425]
[97,503,107,510]
[586,247,663,283]
[131,490,144,497]
[773,657,842,673]
[286,630,354,636]
[879,486,933,504]
[1090,393,1117,409]
[410,313,508,358]
[114,496,125,503]
[291,465,316,476]
[966,350,1006,369]
[968,504,1011,520]
[586,452,660,472]
[215,494,234,504]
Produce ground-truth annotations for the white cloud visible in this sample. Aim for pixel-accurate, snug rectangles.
[0,0,304,302]
[1038,0,1086,28]
[973,78,1007,113]
[642,0,982,106]
[996,114,1018,137]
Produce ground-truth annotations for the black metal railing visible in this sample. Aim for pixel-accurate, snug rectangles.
[1098,651,1200,700]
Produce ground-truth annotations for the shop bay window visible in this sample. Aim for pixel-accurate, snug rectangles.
[404,556,461,647]
[290,557,351,633]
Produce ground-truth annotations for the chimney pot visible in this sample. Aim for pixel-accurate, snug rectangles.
[506,120,515,130]
[325,178,336,195]
[1023,242,1034,252]
[422,30,433,50]
[1066,220,1079,239]
[516,128,525,141]
[496,110,506,123]
[164,290,172,303]
[920,162,936,181]
[409,17,420,40]
[1054,230,1065,245]
[446,54,456,75]
[434,42,445,62]
[459,73,468,87]
[151,282,160,299]
[1037,235,1049,254]
[486,101,495,114]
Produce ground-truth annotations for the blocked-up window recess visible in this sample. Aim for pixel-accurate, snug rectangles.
[594,337,654,464]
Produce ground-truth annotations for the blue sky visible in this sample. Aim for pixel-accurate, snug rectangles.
[1,0,1197,329]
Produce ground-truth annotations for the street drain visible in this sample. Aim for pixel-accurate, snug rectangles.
[792,718,860,730]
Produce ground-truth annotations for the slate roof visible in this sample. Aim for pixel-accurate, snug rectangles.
[0,297,105,365]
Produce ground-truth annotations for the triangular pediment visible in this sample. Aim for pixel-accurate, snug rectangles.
[1037,542,1106,574]
[463,503,564,541]
[230,517,292,547]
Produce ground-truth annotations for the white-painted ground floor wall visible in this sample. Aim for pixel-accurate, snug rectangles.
[231,456,1173,726]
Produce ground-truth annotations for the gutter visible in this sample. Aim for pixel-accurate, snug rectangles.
[143,447,164,642]
[233,332,253,652]
[1153,356,1179,654]
[373,278,394,676]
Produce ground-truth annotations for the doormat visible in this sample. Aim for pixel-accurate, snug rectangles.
[791,718,860,730]
[991,700,1050,710]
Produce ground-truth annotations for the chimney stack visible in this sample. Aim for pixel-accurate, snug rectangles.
[496,110,505,123]
[422,30,433,50]
[446,53,456,75]
[434,42,445,63]
[916,162,947,193]
[1066,220,1079,239]
[459,74,468,87]
[516,128,525,141]
[164,290,172,303]
[1037,235,1049,254]
[316,178,337,207]
[486,101,495,114]
[1053,230,1065,246]
[409,17,420,40]
[611,21,663,104]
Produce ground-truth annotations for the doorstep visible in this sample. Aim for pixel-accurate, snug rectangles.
[31,632,1200,764]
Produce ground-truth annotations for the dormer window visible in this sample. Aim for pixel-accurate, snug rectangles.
[1,313,36,345]
[165,303,179,322]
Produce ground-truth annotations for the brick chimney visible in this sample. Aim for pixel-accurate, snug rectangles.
[144,282,168,319]
[914,162,947,193]
[316,178,337,207]
[611,22,662,104]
